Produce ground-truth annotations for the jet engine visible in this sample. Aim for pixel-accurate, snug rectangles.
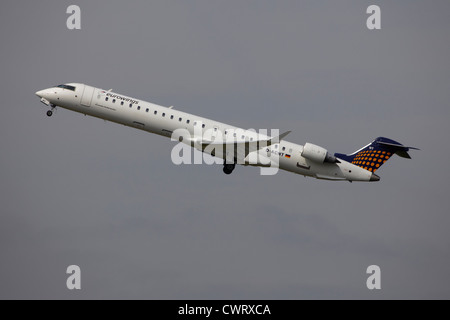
[301,143,338,163]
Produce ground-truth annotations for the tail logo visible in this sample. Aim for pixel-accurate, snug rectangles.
[351,150,392,173]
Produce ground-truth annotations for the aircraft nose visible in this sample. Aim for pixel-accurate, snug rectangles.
[370,173,381,181]
[35,90,44,97]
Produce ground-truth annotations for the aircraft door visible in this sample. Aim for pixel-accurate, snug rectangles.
[80,85,95,107]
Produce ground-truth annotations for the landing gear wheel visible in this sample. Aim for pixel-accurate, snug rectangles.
[223,163,235,175]
[46,110,53,117]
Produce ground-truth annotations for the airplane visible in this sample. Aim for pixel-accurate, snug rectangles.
[35,83,418,182]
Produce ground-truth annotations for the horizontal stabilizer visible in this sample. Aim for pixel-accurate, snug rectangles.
[376,138,419,159]
[377,140,420,150]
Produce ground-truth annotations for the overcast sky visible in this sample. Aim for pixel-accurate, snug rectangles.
[1,0,449,299]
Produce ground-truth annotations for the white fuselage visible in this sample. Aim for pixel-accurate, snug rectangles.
[35,83,375,182]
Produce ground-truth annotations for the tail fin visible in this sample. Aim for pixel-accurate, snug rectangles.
[334,137,419,173]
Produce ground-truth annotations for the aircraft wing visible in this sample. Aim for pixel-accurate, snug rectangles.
[190,131,291,163]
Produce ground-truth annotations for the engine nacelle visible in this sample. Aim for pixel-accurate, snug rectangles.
[301,143,338,163]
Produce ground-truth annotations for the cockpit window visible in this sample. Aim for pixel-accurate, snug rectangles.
[55,84,76,91]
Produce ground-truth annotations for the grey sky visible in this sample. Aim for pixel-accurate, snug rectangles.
[1,0,449,299]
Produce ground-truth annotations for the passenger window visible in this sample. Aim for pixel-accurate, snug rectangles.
[179,118,182,122]
[186,120,190,124]
[170,115,174,119]
[121,101,124,106]
[137,106,141,110]
[112,99,116,103]
[105,97,109,101]
[202,124,205,128]
[241,135,245,139]
[129,104,132,108]
[146,108,149,112]
[282,147,286,151]
[194,122,197,126]
[162,113,165,117]
[154,111,157,115]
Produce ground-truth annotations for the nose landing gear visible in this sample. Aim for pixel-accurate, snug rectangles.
[46,105,56,117]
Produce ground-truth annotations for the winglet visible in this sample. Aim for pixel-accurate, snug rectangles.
[269,131,291,144]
